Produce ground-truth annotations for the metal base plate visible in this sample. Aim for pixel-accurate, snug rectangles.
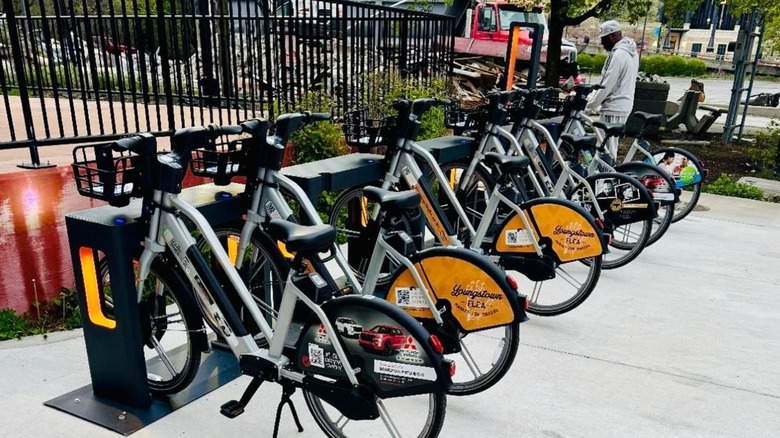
[17,161,56,169]
[44,345,240,436]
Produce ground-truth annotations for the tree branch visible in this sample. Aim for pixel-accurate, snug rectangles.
[562,0,614,26]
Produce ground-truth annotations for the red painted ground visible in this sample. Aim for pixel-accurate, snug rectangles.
[0,166,209,315]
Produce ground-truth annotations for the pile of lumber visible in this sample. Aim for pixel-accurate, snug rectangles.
[450,58,529,109]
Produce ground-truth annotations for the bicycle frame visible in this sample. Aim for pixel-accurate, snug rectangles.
[135,188,361,386]
[234,161,364,296]
[379,137,545,258]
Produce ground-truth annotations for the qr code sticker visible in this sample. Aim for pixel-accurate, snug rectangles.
[308,343,324,368]
[395,287,427,308]
[397,289,410,305]
[505,229,532,246]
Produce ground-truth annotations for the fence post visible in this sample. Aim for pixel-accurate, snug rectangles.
[2,0,53,168]
[155,0,175,131]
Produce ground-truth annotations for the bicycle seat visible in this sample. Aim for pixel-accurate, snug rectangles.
[483,153,530,173]
[363,186,420,211]
[591,121,626,137]
[633,111,664,124]
[560,134,598,151]
[265,220,336,253]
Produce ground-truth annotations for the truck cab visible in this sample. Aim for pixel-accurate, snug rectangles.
[453,1,580,82]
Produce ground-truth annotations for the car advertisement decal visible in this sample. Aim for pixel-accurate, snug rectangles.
[647,151,703,188]
[297,304,437,392]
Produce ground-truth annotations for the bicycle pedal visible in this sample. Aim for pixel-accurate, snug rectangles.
[220,400,246,418]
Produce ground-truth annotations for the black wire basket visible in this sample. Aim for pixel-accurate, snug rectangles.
[538,91,567,118]
[71,143,142,207]
[342,108,396,151]
[445,102,489,134]
[190,138,247,186]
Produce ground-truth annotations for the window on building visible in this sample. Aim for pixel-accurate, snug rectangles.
[717,44,727,60]
[691,43,702,57]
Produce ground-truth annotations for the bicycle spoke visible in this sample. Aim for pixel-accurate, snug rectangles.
[529,281,543,303]
[150,335,178,378]
[334,414,350,432]
[376,398,404,438]
[459,338,484,379]
[556,266,584,289]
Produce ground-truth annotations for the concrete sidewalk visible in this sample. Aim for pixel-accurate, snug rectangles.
[1,191,779,437]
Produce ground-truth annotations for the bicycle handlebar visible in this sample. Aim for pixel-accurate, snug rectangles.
[112,132,157,156]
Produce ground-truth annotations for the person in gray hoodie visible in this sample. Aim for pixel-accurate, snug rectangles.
[585,20,639,158]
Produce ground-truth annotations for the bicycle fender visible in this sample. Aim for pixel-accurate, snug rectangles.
[384,247,526,333]
[615,162,679,205]
[575,172,657,227]
[493,198,606,263]
[642,147,707,189]
[296,294,451,398]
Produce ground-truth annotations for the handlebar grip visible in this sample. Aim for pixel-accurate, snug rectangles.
[306,112,332,123]
[113,132,156,156]
[392,100,412,111]
[211,124,244,136]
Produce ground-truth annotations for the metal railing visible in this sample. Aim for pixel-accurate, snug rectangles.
[0,0,454,165]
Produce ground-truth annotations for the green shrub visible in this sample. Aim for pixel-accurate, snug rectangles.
[686,59,707,76]
[746,120,780,177]
[578,53,607,73]
[639,55,709,78]
[703,174,765,200]
[0,288,82,341]
[288,92,349,165]
[359,70,449,141]
[0,309,31,341]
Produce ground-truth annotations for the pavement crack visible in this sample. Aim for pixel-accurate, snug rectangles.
[522,343,780,400]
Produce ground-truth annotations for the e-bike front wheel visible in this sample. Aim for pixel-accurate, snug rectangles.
[197,226,290,333]
[448,322,520,395]
[99,257,204,395]
[329,186,404,286]
[601,218,652,269]
[672,182,702,223]
[304,390,447,438]
[524,256,602,316]
[646,203,674,246]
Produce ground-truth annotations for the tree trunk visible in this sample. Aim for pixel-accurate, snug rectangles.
[545,13,565,87]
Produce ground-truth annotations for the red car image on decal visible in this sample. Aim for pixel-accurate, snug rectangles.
[358,325,407,356]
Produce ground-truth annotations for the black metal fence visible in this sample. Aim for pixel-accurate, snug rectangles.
[0,0,454,163]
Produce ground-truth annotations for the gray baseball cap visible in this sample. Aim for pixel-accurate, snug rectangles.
[598,20,621,38]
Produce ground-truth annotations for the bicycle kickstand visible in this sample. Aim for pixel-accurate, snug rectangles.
[273,382,304,438]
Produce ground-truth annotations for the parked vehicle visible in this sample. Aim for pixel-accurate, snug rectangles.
[335,316,363,337]
[359,325,408,355]
[448,1,582,83]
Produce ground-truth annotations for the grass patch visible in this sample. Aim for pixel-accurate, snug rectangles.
[0,288,82,341]
[702,174,766,201]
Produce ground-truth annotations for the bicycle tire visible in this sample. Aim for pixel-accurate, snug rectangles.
[428,160,497,243]
[197,225,290,334]
[601,218,652,270]
[449,322,519,395]
[672,182,702,223]
[646,203,674,246]
[304,390,447,438]
[328,186,402,287]
[525,256,602,316]
[434,161,602,317]
[99,256,204,395]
